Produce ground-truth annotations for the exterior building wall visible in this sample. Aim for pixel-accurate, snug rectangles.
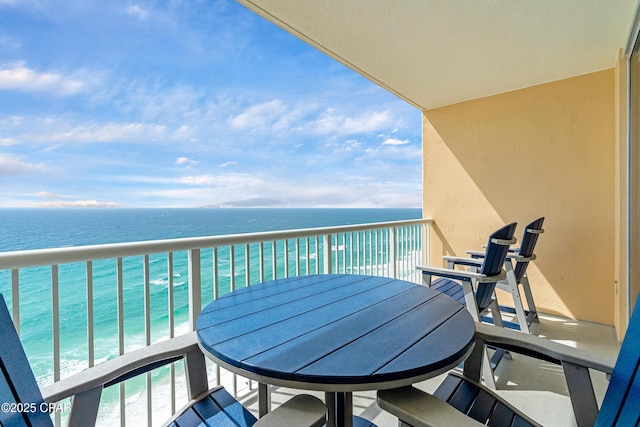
[422,69,616,324]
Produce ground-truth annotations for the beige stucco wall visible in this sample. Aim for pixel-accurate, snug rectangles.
[423,69,616,325]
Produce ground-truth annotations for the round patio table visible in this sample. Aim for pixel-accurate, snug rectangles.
[196,274,475,427]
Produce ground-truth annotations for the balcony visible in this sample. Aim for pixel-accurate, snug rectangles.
[0,218,620,426]
[0,218,426,426]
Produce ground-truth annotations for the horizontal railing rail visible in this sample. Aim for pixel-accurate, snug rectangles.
[0,219,430,269]
[0,217,432,427]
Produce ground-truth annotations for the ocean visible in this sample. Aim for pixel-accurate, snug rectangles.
[0,208,421,425]
[0,208,421,251]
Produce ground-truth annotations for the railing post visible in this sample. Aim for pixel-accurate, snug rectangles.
[86,261,94,368]
[272,241,278,280]
[11,269,19,334]
[51,264,61,427]
[425,221,431,266]
[323,234,332,274]
[390,227,397,278]
[188,249,201,331]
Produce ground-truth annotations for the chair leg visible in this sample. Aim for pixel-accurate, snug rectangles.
[421,272,432,287]
[562,361,598,427]
[510,285,531,333]
[67,386,102,427]
[461,280,481,323]
[184,348,209,400]
[481,348,497,389]
[496,262,531,333]
[460,280,497,389]
[462,335,497,389]
[487,299,504,328]
[521,274,540,323]
[505,265,530,334]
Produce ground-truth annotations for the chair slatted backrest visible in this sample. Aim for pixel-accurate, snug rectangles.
[596,294,640,426]
[475,222,517,310]
[513,217,545,283]
[0,294,53,427]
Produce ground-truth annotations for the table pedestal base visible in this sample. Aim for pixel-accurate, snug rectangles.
[325,392,376,427]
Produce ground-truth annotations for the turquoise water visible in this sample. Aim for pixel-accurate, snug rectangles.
[0,208,421,424]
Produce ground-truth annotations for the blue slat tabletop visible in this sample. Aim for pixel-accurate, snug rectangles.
[196,274,475,392]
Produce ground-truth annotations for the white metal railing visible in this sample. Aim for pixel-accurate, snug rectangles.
[0,218,432,426]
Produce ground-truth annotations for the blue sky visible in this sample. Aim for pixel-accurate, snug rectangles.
[0,0,421,208]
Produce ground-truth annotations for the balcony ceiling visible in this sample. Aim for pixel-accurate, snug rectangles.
[237,0,639,110]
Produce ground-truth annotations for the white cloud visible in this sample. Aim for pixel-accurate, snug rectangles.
[178,175,216,185]
[227,100,399,141]
[382,137,409,146]
[228,99,288,130]
[175,156,199,168]
[36,122,168,144]
[341,111,392,134]
[0,63,86,95]
[326,139,362,153]
[173,125,197,141]
[219,161,236,167]
[0,35,20,49]
[36,200,121,208]
[0,137,18,146]
[139,169,420,208]
[310,109,394,136]
[36,191,66,199]
[0,115,24,126]
[126,5,149,20]
[128,85,207,124]
[362,143,422,161]
[0,154,45,176]
[177,173,261,187]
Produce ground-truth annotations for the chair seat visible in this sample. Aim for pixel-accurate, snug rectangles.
[433,373,539,427]
[167,386,258,427]
[166,386,327,427]
[432,278,524,331]
[431,278,495,312]
[431,278,467,305]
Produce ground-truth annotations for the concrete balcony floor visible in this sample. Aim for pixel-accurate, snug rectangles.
[243,311,620,426]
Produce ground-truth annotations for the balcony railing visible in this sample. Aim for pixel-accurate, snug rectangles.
[0,218,432,426]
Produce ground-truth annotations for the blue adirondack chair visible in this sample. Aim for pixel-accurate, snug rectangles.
[0,294,326,427]
[463,217,545,333]
[427,218,545,332]
[416,222,518,388]
[416,222,518,322]
[377,294,640,427]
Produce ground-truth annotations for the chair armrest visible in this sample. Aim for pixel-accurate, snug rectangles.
[505,253,536,262]
[442,256,483,268]
[479,245,520,253]
[41,333,201,403]
[475,323,615,373]
[416,264,505,283]
[377,386,485,427]
[466,250,535,262]
[465,250,486,258]
[473,323,614,427]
